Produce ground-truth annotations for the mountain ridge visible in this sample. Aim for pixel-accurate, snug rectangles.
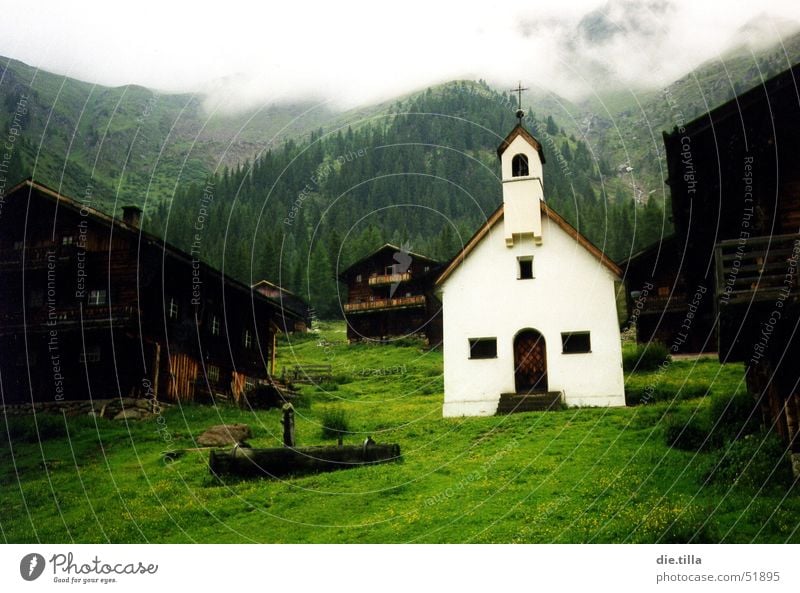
[4,24,799,212]
[2,38,800,316]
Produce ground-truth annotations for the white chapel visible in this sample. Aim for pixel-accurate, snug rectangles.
[436,117,626,416]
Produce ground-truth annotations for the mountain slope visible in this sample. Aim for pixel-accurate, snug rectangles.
[570,28,800,202]
[4,24,798,214]
[153,81,650,318]
[2,33,800,317]
[0,58,373,211]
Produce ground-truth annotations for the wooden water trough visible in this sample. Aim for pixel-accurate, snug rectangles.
[209,442,401,479]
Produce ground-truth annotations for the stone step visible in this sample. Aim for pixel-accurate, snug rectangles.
[496,391,563,415]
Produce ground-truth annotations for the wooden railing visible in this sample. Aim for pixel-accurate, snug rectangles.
[715,233,800,306]
[0,246,132,270]
[0,245,76,269]
[368,272,411,286]
[343,294,426,313]
[281,364,333,384]
[635,294,689,311]
[1,305,139,329]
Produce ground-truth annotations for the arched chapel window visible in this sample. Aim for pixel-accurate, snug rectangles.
[512,153,529,177]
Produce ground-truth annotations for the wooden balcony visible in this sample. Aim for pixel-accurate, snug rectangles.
[0,246,135,271]
[634,294,690,313]
[0,245,77,270]
[1,305,139,331]
[716,233,800,306]
[343,294,425,313]
[368,272,411,286]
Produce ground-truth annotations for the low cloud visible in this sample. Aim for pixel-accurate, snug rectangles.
[0,0,798,114]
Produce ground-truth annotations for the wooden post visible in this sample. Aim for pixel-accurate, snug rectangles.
[269,320,278,375]
[282,403,295,448]
[271,330,277,375]
[785,391,799,452]
[152,342,161,402]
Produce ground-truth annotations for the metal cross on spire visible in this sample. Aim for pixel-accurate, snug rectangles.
[511,81,528,123]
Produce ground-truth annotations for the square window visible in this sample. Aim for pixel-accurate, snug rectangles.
[518,256,534,280]
[207,364,220,383]
[88,289,107,306]
[169,298,179,319]
[658,286,670,297]
[17,351,37,366]
[28,290,44,307]
[468,337,497,359]
[561,332,591,354]
[62,235,74,246]
[79,346,101,363]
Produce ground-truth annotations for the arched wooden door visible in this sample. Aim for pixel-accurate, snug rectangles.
[514,329,547,393]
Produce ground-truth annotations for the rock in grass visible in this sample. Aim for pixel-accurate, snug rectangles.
[113,408,143,421]
[197,423,252,447]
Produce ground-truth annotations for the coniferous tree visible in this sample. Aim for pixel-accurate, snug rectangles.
[146,82,666,318]
[546,115,559,136]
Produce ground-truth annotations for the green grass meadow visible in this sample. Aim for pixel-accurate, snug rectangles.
[1,322,797,543]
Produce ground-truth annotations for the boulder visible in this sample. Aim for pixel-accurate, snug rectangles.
[791,453,800,479]
[113,408,142,421]
[197,423,252,447]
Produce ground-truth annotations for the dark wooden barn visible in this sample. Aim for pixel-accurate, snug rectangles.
[252,279,311,333]
[0,179,301,405]
[620,235,717,354]
[663,63,800,457]
[340,243,443,345]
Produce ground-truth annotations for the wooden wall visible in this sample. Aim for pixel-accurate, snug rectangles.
[0,183,280,404]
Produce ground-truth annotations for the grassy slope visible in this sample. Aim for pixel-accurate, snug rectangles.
[1,322,797,544]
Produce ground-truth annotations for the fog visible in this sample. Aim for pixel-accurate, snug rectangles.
[1,0,798,112]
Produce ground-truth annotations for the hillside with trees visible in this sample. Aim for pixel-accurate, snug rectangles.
[4,29,800,319]
[152,82,661,318]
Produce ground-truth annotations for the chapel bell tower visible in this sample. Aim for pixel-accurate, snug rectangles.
[498,86,546,247]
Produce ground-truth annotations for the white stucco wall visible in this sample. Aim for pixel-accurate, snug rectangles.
[440,213,625,417]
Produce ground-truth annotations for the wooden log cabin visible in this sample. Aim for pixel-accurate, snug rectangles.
[340,243,443,345]
[663,63,800,458]
[0,179,302,405]
[252,279,311,333]
[620,235,717,353]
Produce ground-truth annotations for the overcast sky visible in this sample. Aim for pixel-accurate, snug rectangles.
[1,0,799,111]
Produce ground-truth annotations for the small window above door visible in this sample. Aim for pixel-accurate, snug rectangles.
[518,256,534,280]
